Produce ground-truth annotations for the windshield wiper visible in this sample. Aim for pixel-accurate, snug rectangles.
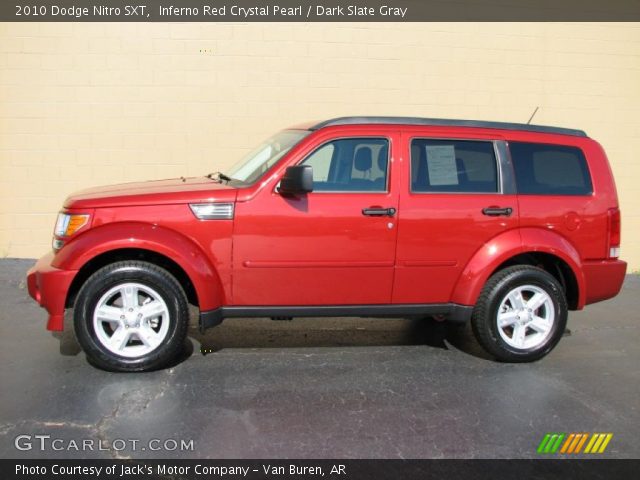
[206,171,233,183]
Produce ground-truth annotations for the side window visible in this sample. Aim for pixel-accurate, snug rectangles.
[410,139,498,193]
[304,143,333,182]
[509,142,593,195]
[301,138,389,192]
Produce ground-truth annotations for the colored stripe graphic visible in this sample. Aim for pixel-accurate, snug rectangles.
[550,434,565,453]
[538,433,612,454]
[544,434,558,453]
[565,433,587,454]
[584,434,598,453]
[537,433,565,454]
[537,434,552,454]
[574,433,589,453]
[585,433,613,454]
[560,433,575,454]
[598,434,613,453]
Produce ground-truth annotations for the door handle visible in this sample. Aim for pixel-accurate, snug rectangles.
[482,206,513,217]
[362,207,397,217]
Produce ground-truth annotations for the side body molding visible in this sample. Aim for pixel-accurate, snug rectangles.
[52,222,226,311]
[450,228,585,309]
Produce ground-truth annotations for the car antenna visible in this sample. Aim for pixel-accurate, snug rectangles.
[527,106,539,124]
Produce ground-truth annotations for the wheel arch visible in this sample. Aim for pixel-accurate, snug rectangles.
[65,248,199,310]
[487,252,580,310]
[56,222,226,312]
[451,228,585,310]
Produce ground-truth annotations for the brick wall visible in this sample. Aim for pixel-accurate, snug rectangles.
[1,22,639,268]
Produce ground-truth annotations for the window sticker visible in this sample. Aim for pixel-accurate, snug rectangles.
[426,145,458,185]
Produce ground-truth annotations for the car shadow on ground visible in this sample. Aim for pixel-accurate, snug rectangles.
[57,311,496,369]
[189,316,495,361]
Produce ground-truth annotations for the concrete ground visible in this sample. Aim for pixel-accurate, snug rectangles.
[0,258,638,459]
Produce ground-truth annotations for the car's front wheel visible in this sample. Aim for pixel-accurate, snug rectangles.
[471,265,568,362]
[74,261,189,371]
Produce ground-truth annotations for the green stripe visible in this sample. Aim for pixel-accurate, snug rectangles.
[544,434,559,453]
[550,433,565,453]
[537,434,552,454]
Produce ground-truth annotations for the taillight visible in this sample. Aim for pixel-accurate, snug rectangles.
[608,208,621,258]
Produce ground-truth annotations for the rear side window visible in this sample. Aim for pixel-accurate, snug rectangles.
[509,142,593,195]
[410,139,498,193]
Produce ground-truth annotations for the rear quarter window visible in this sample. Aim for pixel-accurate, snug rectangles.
[509,142,593,195]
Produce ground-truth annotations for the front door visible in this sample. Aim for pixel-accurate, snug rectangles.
[232,130,401,306]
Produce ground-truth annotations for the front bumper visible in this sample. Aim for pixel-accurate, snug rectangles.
[583,259,627,306]
[26,252,77,331]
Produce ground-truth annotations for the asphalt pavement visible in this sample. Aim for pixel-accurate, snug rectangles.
[1,258,638,459]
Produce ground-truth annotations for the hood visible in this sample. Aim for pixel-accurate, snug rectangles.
[63,177,237,209]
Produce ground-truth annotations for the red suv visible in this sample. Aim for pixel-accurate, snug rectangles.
[27,117,627,371]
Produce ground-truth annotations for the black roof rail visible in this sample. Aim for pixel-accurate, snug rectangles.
[309,116,587,137]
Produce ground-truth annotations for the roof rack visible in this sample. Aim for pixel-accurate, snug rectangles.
[310,117,587,137]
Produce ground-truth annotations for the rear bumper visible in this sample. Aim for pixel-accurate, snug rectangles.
[583,259,627,306]
[26,252,77,331]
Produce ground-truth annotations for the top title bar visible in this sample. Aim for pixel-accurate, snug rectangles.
[1,0,639,22]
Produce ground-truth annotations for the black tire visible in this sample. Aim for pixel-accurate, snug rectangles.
[73,261,189,372]
[471,265,567,362]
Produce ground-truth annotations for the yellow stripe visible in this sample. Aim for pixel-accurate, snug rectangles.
[598,434,613,453]
[584,434,599,453]
[560,434,575,454]
[567,434,581,454]
[575,434,589,454]
[590,434,606,453]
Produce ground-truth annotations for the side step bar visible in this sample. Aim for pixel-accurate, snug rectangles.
[199,304,473,332]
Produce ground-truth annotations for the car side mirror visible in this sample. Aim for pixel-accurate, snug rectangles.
[279,165,313,195]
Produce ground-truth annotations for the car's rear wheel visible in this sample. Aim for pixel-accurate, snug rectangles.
[74,261,188,371]
[471,265,567,362]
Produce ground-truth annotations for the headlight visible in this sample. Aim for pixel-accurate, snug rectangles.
[54,213,90,237]
[53,213,90,251]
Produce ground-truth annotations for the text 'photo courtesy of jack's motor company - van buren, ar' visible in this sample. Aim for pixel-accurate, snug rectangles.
[16,463,346,477]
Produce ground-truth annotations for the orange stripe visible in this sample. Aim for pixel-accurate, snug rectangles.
[560,434,576,454]
[575,433,589,453]
[567,434,582,454]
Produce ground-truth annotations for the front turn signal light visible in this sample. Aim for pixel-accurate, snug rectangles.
[54,213,90,237]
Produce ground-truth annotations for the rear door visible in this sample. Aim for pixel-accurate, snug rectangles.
[393,130,519,304]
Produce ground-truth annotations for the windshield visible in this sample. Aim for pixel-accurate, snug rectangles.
[225,129,310,184]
